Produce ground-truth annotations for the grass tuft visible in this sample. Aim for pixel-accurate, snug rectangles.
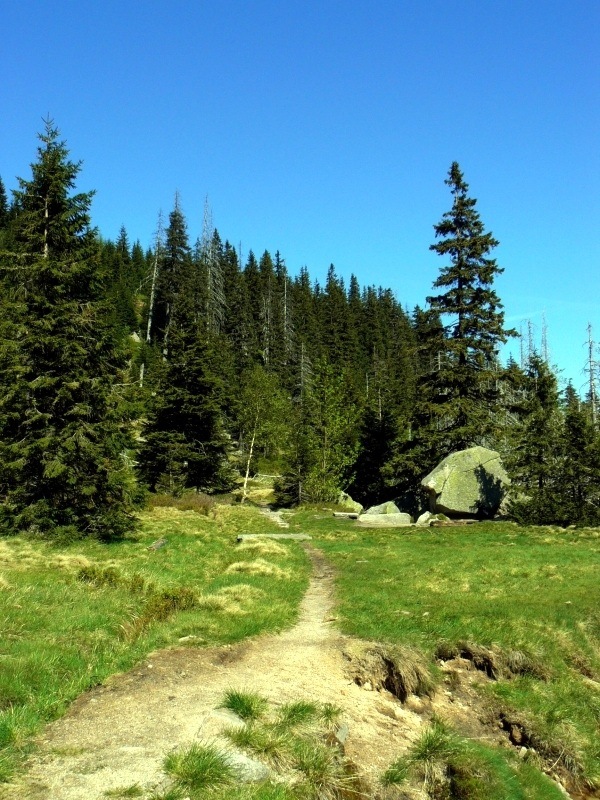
[277,700,320,731]
[381,757,409,786]
[225,559,289,579]
[291,739,359,799]
[163,742,235,795]
[382,719,567,800]
[344,640,434,701]
[220,689,269,722]
[224,722,293,766]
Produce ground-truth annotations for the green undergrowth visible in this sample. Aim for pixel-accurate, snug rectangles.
[307,513,600,791]
[0,505,309,781]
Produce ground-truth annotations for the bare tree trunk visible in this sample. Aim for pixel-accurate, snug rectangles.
[241,414,259,503]
[588,323,598,427]
[140,212,164,387]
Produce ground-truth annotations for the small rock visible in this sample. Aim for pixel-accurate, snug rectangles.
[416,511,434,525]
[404,695,425,714]
[357,512,412,526]
[147,537,167,550]
[334,723,349,745]
[510,725,523,745]
[228,751,271,782]
[362,681,373,691]
[519,746,528,759]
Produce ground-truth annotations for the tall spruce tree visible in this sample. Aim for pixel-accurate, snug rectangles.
[388,165,514,512]
[422,161,515,451]
[0,121,136,539]
[151,195,192,355]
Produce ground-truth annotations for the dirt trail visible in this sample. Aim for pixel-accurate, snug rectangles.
[2,545,431,799]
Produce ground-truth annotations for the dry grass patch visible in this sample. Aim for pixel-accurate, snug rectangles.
[194,584,264,615]
[217,584,265,601]
[49,554,93,571]
[225,560,289,579]
[236,540,290,557]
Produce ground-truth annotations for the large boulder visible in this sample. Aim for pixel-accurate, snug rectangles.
[421,447,509,519]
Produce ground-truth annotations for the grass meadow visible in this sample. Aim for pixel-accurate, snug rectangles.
[1,500,599,799]
[304,511,600,794]
[0,504,309,781]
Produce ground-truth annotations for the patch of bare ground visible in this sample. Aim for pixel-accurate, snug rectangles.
[0,546,583,799]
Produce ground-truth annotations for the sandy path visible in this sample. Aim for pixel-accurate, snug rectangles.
[2,545,426,799]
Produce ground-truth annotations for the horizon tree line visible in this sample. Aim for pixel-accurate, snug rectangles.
[1,122,599,538]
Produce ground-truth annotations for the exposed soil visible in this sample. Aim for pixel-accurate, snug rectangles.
[0,545,578,799]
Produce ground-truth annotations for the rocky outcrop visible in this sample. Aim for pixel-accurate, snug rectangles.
[358,501,411,526]
[421,447,509,519]
[362,501,401,515]
[337,492,363,514]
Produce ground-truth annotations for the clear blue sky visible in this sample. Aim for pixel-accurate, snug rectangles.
[2,1,599,390]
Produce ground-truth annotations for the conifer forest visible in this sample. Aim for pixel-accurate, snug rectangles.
[1,122,599,539]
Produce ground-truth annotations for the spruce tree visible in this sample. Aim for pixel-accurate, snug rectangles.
[422,161,515,451]
[138,322,234,495]
[151,195,193,355]
[560,384,600,524]
[138,202,233,495]
[0,176,9,230]
[505,354,564,524]
[387,165,514,512]
[0,121,136,539]
[221,240,255,374]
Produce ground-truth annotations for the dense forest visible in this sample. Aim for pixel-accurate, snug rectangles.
[1,122,599,539]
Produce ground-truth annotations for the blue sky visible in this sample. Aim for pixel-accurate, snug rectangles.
[2,1,599,390]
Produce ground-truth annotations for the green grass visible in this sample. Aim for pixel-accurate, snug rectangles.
[0,505,310,781]
[220,689,269,722]
[382,718,565,800]
[2,504,599,799]
[310,514,600,792]
[163,742,236,796]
